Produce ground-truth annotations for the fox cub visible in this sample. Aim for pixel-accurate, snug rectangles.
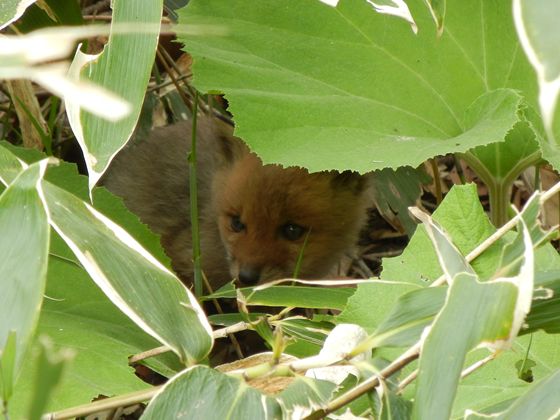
[104,117,371,289]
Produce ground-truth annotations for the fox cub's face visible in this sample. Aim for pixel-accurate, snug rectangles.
[212,153,369,286]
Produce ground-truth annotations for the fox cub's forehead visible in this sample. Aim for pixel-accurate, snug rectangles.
[220,164,344,220]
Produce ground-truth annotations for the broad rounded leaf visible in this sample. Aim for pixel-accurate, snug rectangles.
[179,0,535,172]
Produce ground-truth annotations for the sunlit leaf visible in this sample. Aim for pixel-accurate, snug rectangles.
[178,1,535,173]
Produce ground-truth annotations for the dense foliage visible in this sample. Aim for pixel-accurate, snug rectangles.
[1,0,560,418]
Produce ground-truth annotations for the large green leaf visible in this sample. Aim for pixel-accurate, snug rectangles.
[0,159,49,377]
[414,276,517,420]
[66,0,163,190]
[178,0,535,173]
[142,366,282,419]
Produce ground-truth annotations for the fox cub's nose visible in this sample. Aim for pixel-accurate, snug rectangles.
[238,267,261,286]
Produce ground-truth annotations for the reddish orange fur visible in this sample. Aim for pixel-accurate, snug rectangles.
[212,152,370,283]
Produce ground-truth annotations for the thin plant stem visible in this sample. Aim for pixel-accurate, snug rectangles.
[292,229,311,279]
[189,94,202,297]
[44,387,160,420]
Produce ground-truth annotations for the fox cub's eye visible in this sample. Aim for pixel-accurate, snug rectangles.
[280,223,306,241]
[230,215,246,233]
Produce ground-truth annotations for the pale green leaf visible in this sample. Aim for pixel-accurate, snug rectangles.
[142,366,282,419]
[0,0,36,29]
[514,0,560,147]
[178,0,534,173]
[413,273,518,420]
[0,160,49,374]
[2,142,211,364]
[41,181,213,364]
[383,184,505,284]
[408,207,475,282]
[66,0,163,190]
[413,218,534,419]
[413,204,536,418]
[372,286,446,348]
[337,281,420,332]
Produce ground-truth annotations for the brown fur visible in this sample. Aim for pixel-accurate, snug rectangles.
[103,116,370,289]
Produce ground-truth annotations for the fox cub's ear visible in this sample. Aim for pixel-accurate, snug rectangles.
[216,134,249,166]
[211,118,250,167]
[330,171,371,195]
